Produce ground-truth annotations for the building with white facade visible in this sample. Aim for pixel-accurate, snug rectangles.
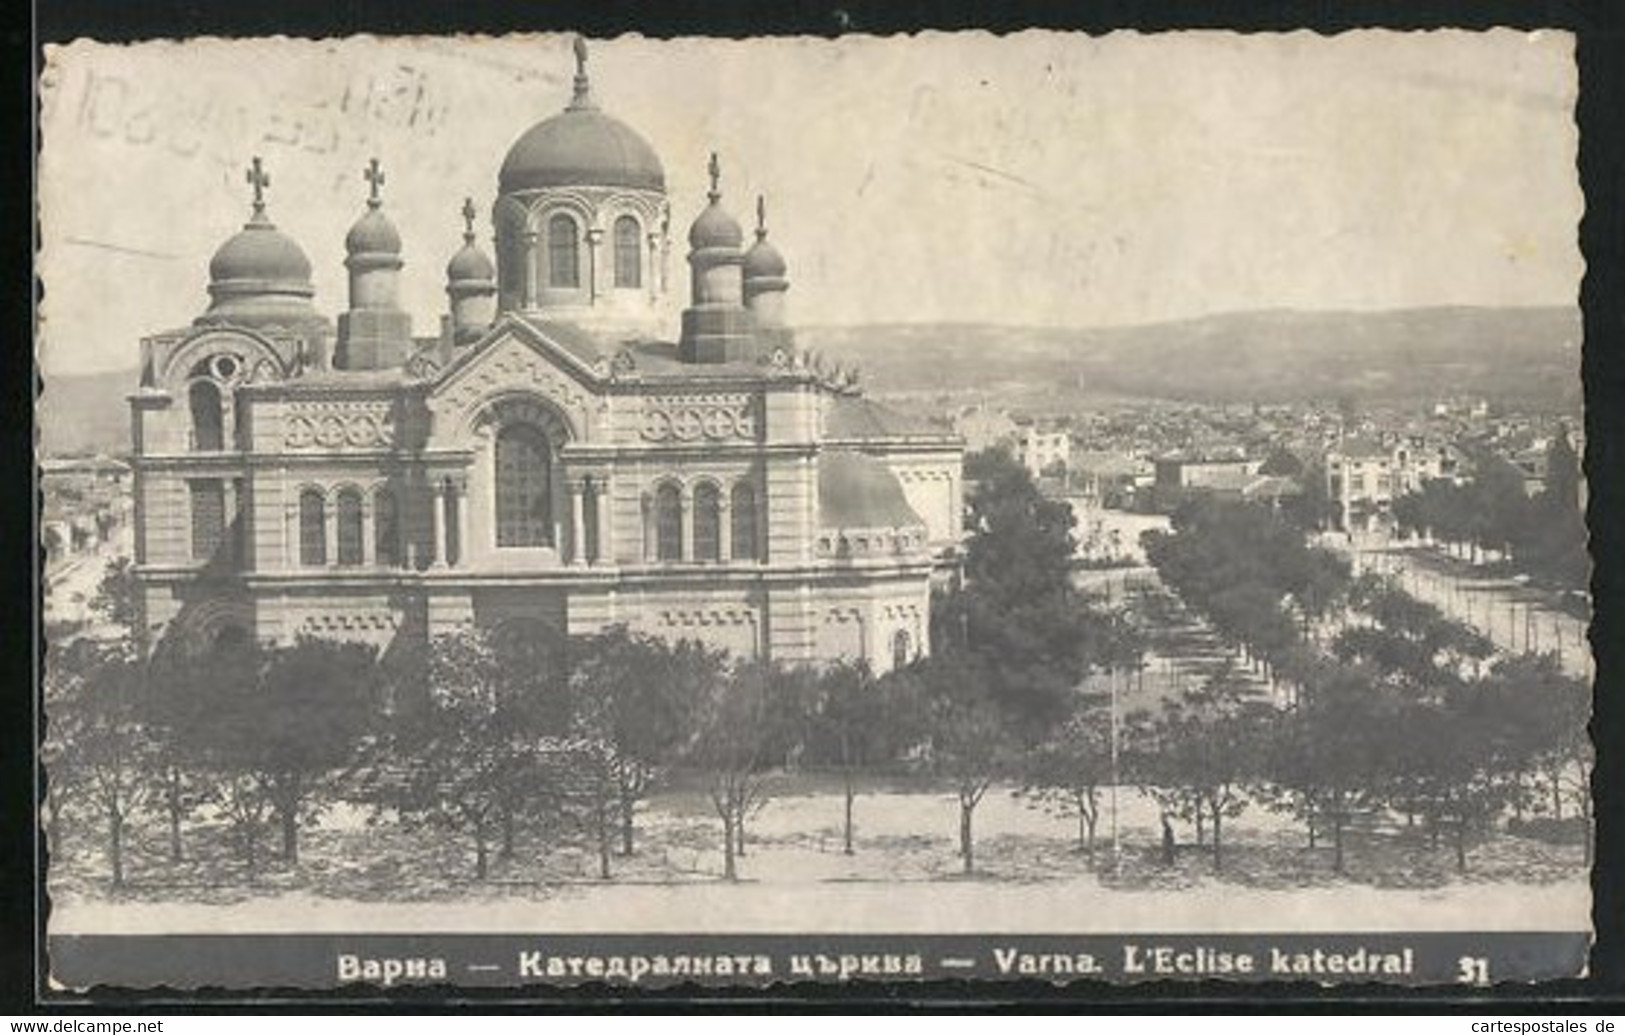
[127,41,963,674]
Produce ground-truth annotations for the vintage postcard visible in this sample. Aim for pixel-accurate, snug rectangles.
[36,29,1590,991]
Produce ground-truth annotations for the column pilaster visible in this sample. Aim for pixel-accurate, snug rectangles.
[569,479,586,566]
[596,476,613,564]
[718,494,733,563]
[324,489,338,568]
[429,478,446,569]
[452,477,469,568]
[679,486,692,562]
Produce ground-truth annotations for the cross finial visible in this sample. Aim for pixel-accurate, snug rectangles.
[246,156,270,216]
[569,36,596,109]
[363,158,385,207]
[707,152,721,202]
[755,194,768,240]
[460,197,477,242]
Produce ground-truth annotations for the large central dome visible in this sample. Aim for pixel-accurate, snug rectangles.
[498,65,665,193]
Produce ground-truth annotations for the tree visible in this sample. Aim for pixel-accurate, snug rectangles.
[189,637,378,869]
[1417,684,1518,875]
[374,627,564,879]
[940,448,1118,733]
[1262,658,1387,873]
[1480,653,1592,861]
[914,653,1018,875]
[1017,693,1112,859]
[803,661,915,855]
[568,628,721,860]
[1133,664,1267,873]
[89,556,140,639]
[45,638,150,887]
[685,661,785,881]
[135,647,217,864]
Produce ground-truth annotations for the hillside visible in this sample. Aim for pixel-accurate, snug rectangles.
[798,305,1582,411]
[36,368,136,457]
[36,305,1582,457]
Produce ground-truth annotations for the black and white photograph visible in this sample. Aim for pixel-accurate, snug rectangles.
[35,28,1592,991]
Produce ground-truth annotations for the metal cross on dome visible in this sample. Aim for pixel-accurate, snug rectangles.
[246,156,270,215]
[461,197,478,241]
[707,152,721,201]
[364,158,385,206]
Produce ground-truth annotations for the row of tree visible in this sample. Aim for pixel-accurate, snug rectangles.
[1137,495,1591,873]
[1391,432,1586,590]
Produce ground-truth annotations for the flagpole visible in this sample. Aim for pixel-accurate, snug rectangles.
[1110,663,1121,874]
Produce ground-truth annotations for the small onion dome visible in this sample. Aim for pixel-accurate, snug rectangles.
[818,451,926,529]
[447,198,496,283]
[345,158,402,262]
[498,38,666,194]
[689,203,744,250]
[688,152,743,250]
[447,238,496,283]
[743,196,787,278]
[345,206,402,256]
[743,236,786,278]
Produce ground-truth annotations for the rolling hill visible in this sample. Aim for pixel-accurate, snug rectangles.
[36,305,1582,457]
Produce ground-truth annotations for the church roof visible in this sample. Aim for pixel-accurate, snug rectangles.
[825,395,956,443]
[519,316,612,369]
[818,451,925,530]
[1335,435,1390,461]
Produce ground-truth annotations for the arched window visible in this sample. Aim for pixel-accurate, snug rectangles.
[730,481,758,562]
[374,488,399,568]
[548,213,580,289]
[299,489,326,566]
[613,215,642,289]
[693,483,721,562]
[892,629,913,671]
[189,380,224,451]
[335,488,364,566]
[655,483,682,561]
[496,424,552,547]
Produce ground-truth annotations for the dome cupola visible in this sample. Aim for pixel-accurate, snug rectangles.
[688,154,745,251]
[491,37,671,335]
[498,38,666,194]
[199,156,326,334]
[742,196,787,279]
[447,199,497,284]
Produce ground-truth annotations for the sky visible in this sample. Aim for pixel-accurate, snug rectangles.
[37,29,1581,375]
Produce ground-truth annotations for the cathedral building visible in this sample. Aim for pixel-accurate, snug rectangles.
[128,41,964,674]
